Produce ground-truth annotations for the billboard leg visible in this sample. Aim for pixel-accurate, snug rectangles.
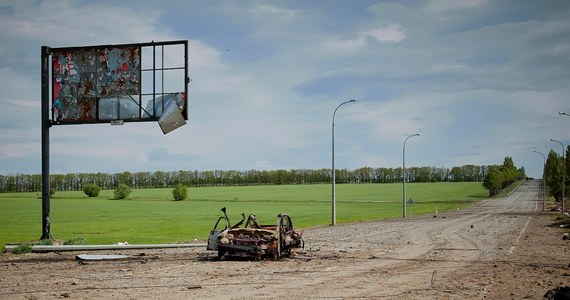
[41,46,52,241]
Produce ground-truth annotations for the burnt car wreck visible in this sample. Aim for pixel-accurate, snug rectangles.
[207,207,304,260]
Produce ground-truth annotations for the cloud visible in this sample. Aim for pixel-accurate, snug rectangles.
[252,3,297,20]
[551,42,570,55]
[0,0,168,45]
[525,19,570,40]
[363,24,406,44]
[147,147,188,163]
[326,23,405,51]
[0,142,38,158]
[425,0,489,13]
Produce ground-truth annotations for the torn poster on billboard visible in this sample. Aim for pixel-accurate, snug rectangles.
[52,46,141,123]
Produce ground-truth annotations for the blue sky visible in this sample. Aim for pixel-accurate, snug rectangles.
[0,0,569,178]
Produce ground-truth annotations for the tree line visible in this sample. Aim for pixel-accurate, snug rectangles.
[482,157,526,196]
[0,164,493,193]
[544,146,570,203]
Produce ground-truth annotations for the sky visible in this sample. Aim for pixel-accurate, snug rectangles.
[0,0,569,179]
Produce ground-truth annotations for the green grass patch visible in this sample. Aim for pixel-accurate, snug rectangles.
[64,237,87,245]
[0,182,487,247]
[11,243,33,255]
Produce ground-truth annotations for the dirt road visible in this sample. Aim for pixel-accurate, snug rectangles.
[1,180,568,299]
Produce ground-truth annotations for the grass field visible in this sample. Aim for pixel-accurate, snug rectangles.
[0,182,488,247]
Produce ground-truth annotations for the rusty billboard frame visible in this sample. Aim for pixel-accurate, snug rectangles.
[40,40,189,240]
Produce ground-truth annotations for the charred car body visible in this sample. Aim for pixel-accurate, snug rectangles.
[207,207,304,260]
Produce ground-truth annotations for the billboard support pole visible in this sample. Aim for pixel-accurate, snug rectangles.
[38,40,188,240]
[41,46,52,240]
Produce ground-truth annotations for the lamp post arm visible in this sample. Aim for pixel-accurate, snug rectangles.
[331,99,357,226]
[402,133,419,218]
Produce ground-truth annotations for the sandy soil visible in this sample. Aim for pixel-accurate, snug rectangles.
[1,180,569,299]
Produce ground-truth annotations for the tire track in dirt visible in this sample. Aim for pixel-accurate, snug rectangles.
[256,181,541,298]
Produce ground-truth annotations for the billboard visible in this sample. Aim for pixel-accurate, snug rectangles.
[50,41,188,125]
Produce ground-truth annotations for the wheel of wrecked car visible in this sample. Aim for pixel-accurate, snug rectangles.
[217,250,226,259]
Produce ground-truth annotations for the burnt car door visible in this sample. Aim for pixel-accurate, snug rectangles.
[206,216,227,251]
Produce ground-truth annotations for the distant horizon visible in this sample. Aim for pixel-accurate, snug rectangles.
[0,162,521,175]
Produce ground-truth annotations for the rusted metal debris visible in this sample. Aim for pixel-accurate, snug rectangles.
[207,207,304,260]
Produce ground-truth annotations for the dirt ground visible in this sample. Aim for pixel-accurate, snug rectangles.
[1,180,569,299]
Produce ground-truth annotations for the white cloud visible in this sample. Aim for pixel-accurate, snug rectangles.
[187,40,226,70]
[254,3,297,20]
[551,42,570,54]
[0,67,38,103]
[525,19,570,40]
[425,0,489,13]
[326,23,405,51]
[0,142,38,158]
[0,0,168,46]
[363,24,406,44]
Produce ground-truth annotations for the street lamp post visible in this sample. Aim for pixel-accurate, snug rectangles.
[551,139,566,213]
[533,148,546,211]
[332,99,357,226]
[403,133,419,217]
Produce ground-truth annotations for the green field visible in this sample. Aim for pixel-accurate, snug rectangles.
[0,182,488,247]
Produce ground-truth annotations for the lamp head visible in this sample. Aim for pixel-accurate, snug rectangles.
[349,99,357,103]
